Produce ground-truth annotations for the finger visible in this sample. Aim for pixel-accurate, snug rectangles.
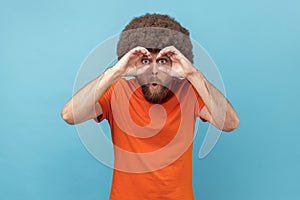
[157,65,169,74]
[131,46,151,57]
[157,65,181,78]
[125,47,144,59]
[131,52,149,64]
[157,47,177,58]
[158,51,175,59]
[135,65,151,75]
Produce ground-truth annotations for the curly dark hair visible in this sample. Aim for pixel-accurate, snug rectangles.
[117,13,194,63]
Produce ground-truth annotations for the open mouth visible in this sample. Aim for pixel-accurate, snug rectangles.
[150,82,159,89]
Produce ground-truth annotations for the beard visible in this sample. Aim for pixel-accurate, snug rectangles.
[136,75,174,104]
[141,84,172,104]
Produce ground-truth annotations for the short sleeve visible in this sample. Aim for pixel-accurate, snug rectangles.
[191,85,207,122]
[93,80,120,123]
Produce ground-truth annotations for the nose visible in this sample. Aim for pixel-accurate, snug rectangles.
[151,65,158,76]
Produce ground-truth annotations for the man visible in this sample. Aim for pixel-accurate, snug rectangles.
[62,13,239,200]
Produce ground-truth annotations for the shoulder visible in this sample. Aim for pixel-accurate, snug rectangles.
[171,78,201,103]
[114,77,137,84]
[171,79,193,94]
[109,78,141,96]
[115,78,139,89]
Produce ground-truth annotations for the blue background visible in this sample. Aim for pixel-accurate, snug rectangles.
[1,0,299,199]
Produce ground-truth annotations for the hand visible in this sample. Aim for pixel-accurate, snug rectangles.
[156,46,197,78]
[114,46,152,76]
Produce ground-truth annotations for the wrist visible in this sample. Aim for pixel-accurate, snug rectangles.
[186,68,206,84]
[104,66,123,81]
[184,67,198,79]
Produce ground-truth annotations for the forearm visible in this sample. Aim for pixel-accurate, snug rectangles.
[187,70,239,131]
[61,67,122,124]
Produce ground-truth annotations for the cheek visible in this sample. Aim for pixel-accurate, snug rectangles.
[159,74,173,85]
[136,74,149,84]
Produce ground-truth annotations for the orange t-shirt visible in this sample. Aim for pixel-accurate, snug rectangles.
[96,78,205,200]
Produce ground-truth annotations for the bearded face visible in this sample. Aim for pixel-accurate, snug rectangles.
[136,52,174,104]
[140,81,171,104]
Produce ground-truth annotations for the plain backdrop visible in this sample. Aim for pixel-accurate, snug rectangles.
[1,0,300,199]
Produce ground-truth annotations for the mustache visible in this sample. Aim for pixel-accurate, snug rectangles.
[141,83,174,104]
[143,76,163,85]
[149,77,162,84]
[138,77,163,86]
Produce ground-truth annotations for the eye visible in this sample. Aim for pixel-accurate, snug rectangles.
[158,59,167,64]
[141,58,150,65]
